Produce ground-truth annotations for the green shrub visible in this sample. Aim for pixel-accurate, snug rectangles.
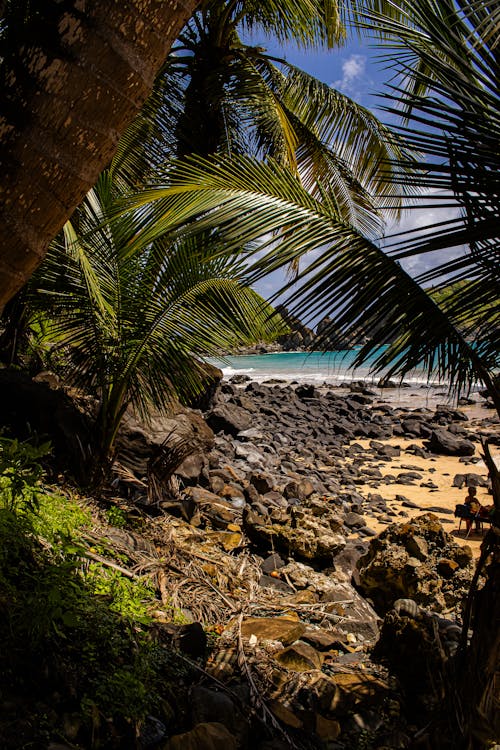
[0,435,50,512]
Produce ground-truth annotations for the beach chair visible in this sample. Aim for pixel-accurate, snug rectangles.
[454,503,484,537]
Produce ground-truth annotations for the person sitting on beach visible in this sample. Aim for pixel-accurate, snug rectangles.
[464,486,482,532]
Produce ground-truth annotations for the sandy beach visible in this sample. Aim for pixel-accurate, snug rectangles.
[347,437,496,555]
[311,384,499,556]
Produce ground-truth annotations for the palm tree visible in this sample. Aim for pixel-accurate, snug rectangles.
[35,172,286,476]
[112,0,415,235]
[0,0,198,309]
[121,0,499,742]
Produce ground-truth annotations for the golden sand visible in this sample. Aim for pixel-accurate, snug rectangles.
[348,436,498,556]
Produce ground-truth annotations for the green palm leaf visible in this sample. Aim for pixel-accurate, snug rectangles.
[121,152,499,405]
[35,172,287,465]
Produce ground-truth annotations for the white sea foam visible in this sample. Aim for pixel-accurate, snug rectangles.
[208,352,483,391]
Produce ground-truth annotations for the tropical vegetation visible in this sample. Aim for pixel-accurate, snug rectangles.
[113,0,415,234]
[0,439,191,747]
[117,1,499,745]
[0,0,418,474]
[122,0,499,407]
[0,1,498,747]
[28,172,286,472]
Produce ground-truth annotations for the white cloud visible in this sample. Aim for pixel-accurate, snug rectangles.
[332,54,368,98]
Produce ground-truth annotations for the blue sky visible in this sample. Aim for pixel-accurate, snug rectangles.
[263,37,386,112]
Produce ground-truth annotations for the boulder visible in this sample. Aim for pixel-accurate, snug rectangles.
[426,428,475,456]
[357,514,475,614]
[183,360,223,411]
[0,369,95,484]
[274,642,323,671]
[243,502,345,563]
[240,617,306,645]
[175,452,206,482]
[206,403,252,436]
[117,404,214,480]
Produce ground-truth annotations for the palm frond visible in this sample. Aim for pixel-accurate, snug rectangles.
[121,152,499,397]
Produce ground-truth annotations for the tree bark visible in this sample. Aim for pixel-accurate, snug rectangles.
[0,0,199,308]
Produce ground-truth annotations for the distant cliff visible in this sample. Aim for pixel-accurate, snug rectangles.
[276,307,362,351]
[221,307,383,355]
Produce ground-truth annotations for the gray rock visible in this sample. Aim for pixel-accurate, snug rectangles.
[207,403,252,436]
[427,428,475,456]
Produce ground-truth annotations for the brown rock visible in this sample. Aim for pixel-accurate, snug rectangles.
[190,687,249,744]
[332,672,390,710]
[243,503,345,562]
[437,558,459,578]
[287,589,319,605]
[315,714,341,741]
[175,452,206,481]
[267,700,303,729]
[405,535,428,561]
[205,530,243,551]
[274,642,323,671]
[164,722,237,750]
[240,617,306,645]
[357,514,475,614]
[453,545,473,568]
[302,627,348,652]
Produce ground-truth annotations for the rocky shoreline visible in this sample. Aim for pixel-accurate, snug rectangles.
[110,374,499,748]
[2,368,498,748]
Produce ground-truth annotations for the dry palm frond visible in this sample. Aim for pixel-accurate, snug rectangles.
[147,429,201,504]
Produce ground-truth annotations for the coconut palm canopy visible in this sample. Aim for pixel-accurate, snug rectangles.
[120,0,499,406]
[112,0,415,235]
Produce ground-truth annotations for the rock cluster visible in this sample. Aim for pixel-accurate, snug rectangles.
[357,513,475,614]
[123,378,496,749]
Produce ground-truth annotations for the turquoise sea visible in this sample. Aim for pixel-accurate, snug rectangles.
[206,349,446,387]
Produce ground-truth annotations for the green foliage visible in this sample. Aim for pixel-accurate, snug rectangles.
[105,504,128,528]
[32,173,287,474]
[91,665,153,721]
[0,449,190,746]
[86,564,154,624]
[0,435,50,512]
[31,491,91,544]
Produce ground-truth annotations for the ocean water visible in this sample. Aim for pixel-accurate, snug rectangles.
[206,349,445,387]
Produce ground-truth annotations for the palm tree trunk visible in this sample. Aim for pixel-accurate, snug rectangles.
[0,0,199,308]
[460,440,500,748]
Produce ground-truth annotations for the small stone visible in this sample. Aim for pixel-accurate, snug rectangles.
[261,553,286,573]
[274,641,324,671]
